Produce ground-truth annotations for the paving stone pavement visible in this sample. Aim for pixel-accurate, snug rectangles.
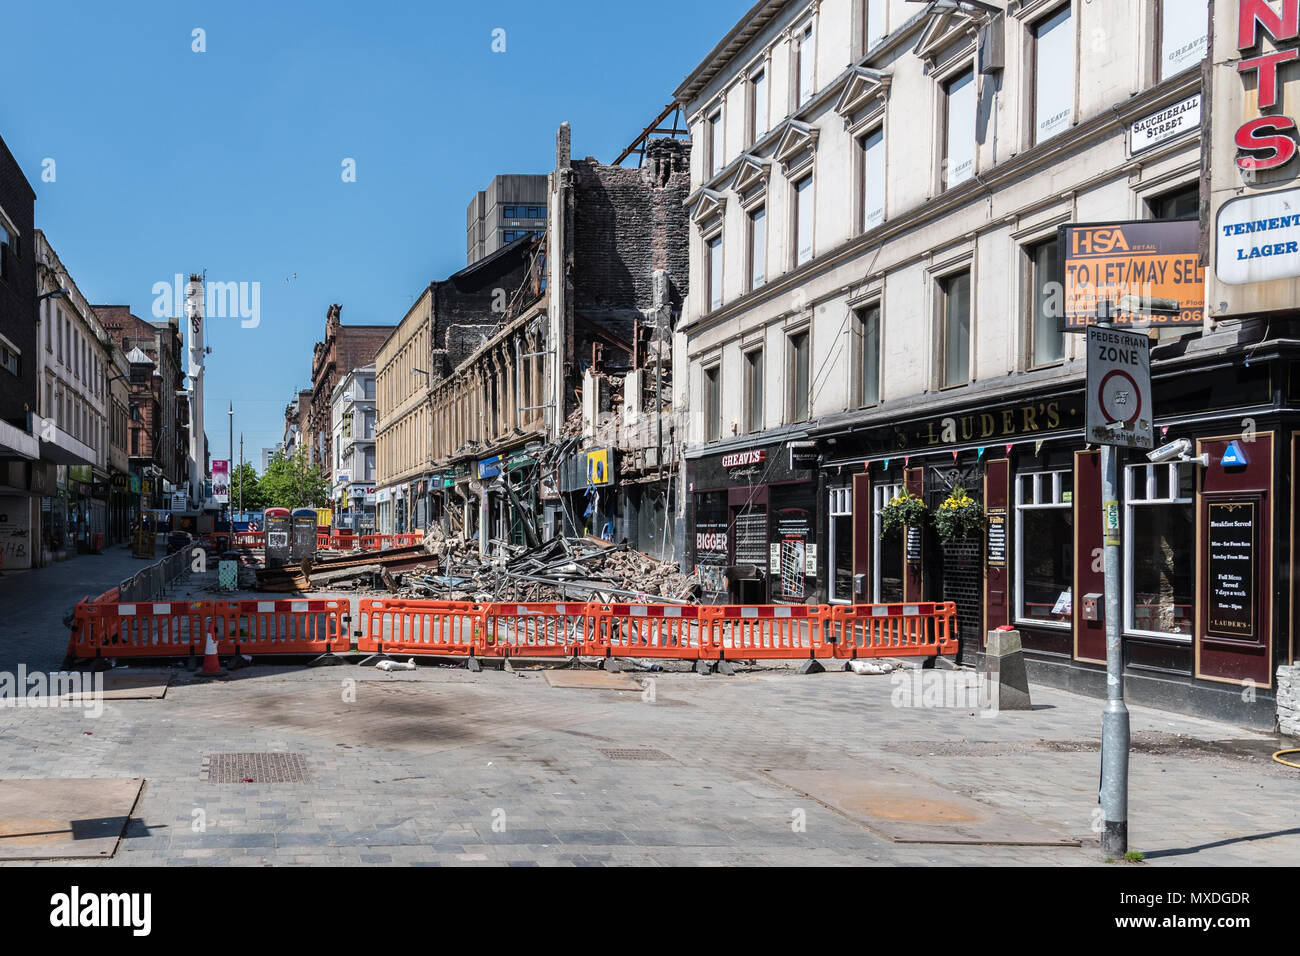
[2,559,1296,866]
[0,656,1296,867]
[0,545,158,673]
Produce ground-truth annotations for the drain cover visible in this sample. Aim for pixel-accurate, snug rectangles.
[202,753,310,783]
[600,748,673,761]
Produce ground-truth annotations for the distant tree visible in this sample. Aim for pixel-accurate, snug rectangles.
[257,447,330,509]
[229,461,263,511]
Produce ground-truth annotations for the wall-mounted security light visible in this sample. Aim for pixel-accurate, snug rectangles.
[1146,438,1208,467]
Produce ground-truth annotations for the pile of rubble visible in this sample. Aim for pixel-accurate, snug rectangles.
[397,530,700,604]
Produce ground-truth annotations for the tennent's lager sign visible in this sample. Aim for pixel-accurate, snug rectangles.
[1059,220,1204,329]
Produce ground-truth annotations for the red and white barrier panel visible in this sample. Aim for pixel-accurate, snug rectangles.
[481,603,593,658]
[590,604,707,659]
[67,601,212,661]
[699,604,831,661]
[827,602,958,658]
[213,599,350,655]
[356,598,482,657]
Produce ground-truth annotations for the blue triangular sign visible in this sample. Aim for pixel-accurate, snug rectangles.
[1222,441,1248,467]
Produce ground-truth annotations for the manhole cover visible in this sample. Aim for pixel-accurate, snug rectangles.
[600,748,673,761]
[202,753,311,783]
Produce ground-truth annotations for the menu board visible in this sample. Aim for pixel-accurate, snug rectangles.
[1206,501,1256,640]
[986,508,1007,568]
[775,506,812,600]
[906,526,922,564]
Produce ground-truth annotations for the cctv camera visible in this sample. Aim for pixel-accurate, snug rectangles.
[1146,438,1191,464]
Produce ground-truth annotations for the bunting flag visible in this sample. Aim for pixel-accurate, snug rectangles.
[977,447,985,460]
[1161,425,1170,436]
[1005,443,1013,455]
[1034,440,1044,456]
[904,456,910,468]
[952,450,958,461]
[883,458,890,471]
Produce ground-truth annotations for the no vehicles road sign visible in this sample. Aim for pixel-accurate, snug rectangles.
[1086,326,1153,449]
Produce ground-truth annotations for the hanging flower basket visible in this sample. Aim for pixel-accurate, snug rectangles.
[934,486,984,542]
[880,491,927,537]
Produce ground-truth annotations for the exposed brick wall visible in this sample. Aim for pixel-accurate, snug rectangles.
[571,139,691,317]
[431,241,539,378]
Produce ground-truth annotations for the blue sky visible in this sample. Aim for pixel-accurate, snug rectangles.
[2,0,748,467]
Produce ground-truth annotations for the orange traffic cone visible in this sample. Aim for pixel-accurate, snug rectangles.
[201,632,224,676]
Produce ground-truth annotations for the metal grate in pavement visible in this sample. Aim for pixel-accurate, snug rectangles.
[599,748,673,761]
[201,752,311,783]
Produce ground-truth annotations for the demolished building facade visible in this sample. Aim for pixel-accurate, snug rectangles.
[374,123,691,567]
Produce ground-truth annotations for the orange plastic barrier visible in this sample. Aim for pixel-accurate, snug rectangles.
[232,531,264,548]
[349,533,423,552]
[213,598,351,655]
[481,602,593,658]
[356,598,482,656]
[590,603,708,660]
[67,600,213,662]
[699,604,830,661]
[61,595,957,666]
[827,601,958,658]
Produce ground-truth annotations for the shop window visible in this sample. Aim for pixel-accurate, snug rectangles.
[796,23,815,107]
[1159,0,1208,81]
[707,109,724,177]
[793,175,814,266]
[750,69,768,142]
[0,221,13,282]
[787,330,810,423]
[707,234,724,311]
[1015,469,1074,627]
[743,348,763,434]
[1027,236,1063,367]
[855,304,880,407]
[1125,462,1195,639]
[829,486,854,603]
[873,481,904,602]
[1147,183,1199,221]
[703,364,721,442]
[748,206,767,290]
[860,128,885,232]
[938,269,971,388]
[942,69,975,189]
[860,0,887,55]
[1032,5,1073,145]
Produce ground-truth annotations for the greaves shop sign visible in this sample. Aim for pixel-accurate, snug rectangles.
[1233,0,1300,172]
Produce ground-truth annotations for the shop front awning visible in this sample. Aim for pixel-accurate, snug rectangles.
[0,418,39,461]
[39,424,94,466]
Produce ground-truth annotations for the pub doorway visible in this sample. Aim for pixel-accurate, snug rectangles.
[925,463,985,666]
[729,503,768,604]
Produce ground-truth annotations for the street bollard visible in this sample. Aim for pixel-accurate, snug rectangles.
[984,628,1032,712]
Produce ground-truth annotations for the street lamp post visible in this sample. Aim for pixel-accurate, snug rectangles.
[228,401,234,524]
